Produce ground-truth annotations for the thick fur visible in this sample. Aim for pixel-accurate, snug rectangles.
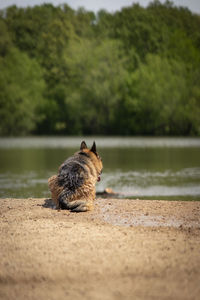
[48,141,103,212]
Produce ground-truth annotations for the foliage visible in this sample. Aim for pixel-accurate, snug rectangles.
[0,47,45,135]
[62,38,128,134]
[122,55,200,135]
[0,1,200,135]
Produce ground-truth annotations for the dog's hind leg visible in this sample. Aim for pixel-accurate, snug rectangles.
[65,199,94,212]
[63,199,93,212]
[70,200,94,212]
[58,191,89,211]
[58,190,71,209]
[58,190,94,212]
[67,200,87,211]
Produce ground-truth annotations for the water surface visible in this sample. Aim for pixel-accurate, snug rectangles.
[0,137,200,200]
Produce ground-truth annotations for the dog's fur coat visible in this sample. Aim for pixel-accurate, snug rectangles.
[48,141,103,212]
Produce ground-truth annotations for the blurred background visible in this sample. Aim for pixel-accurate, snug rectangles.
[0,0,200,200]
[0,0,200,136]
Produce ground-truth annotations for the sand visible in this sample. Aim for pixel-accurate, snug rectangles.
[0,197,200,300]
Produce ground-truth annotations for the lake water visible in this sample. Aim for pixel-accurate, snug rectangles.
[0,137,200,200]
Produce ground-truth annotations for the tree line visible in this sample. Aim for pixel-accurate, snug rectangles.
[0,0,200,136]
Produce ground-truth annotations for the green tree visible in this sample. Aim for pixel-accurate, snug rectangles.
[0,19,12,56]
[0,48,46,135]
[122,54,200,135]
[62,38,128,134]
[1,1,200,136]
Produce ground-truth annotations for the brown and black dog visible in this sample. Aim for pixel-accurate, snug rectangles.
[48,141,103,212]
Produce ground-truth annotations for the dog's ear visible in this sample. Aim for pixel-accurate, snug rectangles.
[90,141,97,154]
[80,141,87,150]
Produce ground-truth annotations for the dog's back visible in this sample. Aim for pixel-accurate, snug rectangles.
[58,152,96,196]
[48,141,103,212]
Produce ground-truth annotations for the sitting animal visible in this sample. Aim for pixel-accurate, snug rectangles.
[48,141,103,212]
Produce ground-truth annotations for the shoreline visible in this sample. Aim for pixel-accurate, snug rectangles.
[1,198,200,300]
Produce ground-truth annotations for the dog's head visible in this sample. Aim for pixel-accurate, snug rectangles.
[79,141,103,182]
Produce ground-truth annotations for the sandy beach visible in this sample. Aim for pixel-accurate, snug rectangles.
[0,197,200,300]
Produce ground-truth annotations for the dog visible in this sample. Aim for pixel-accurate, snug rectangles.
[48,141,103,212]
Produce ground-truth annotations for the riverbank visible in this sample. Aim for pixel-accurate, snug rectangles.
[0,198,200,300]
